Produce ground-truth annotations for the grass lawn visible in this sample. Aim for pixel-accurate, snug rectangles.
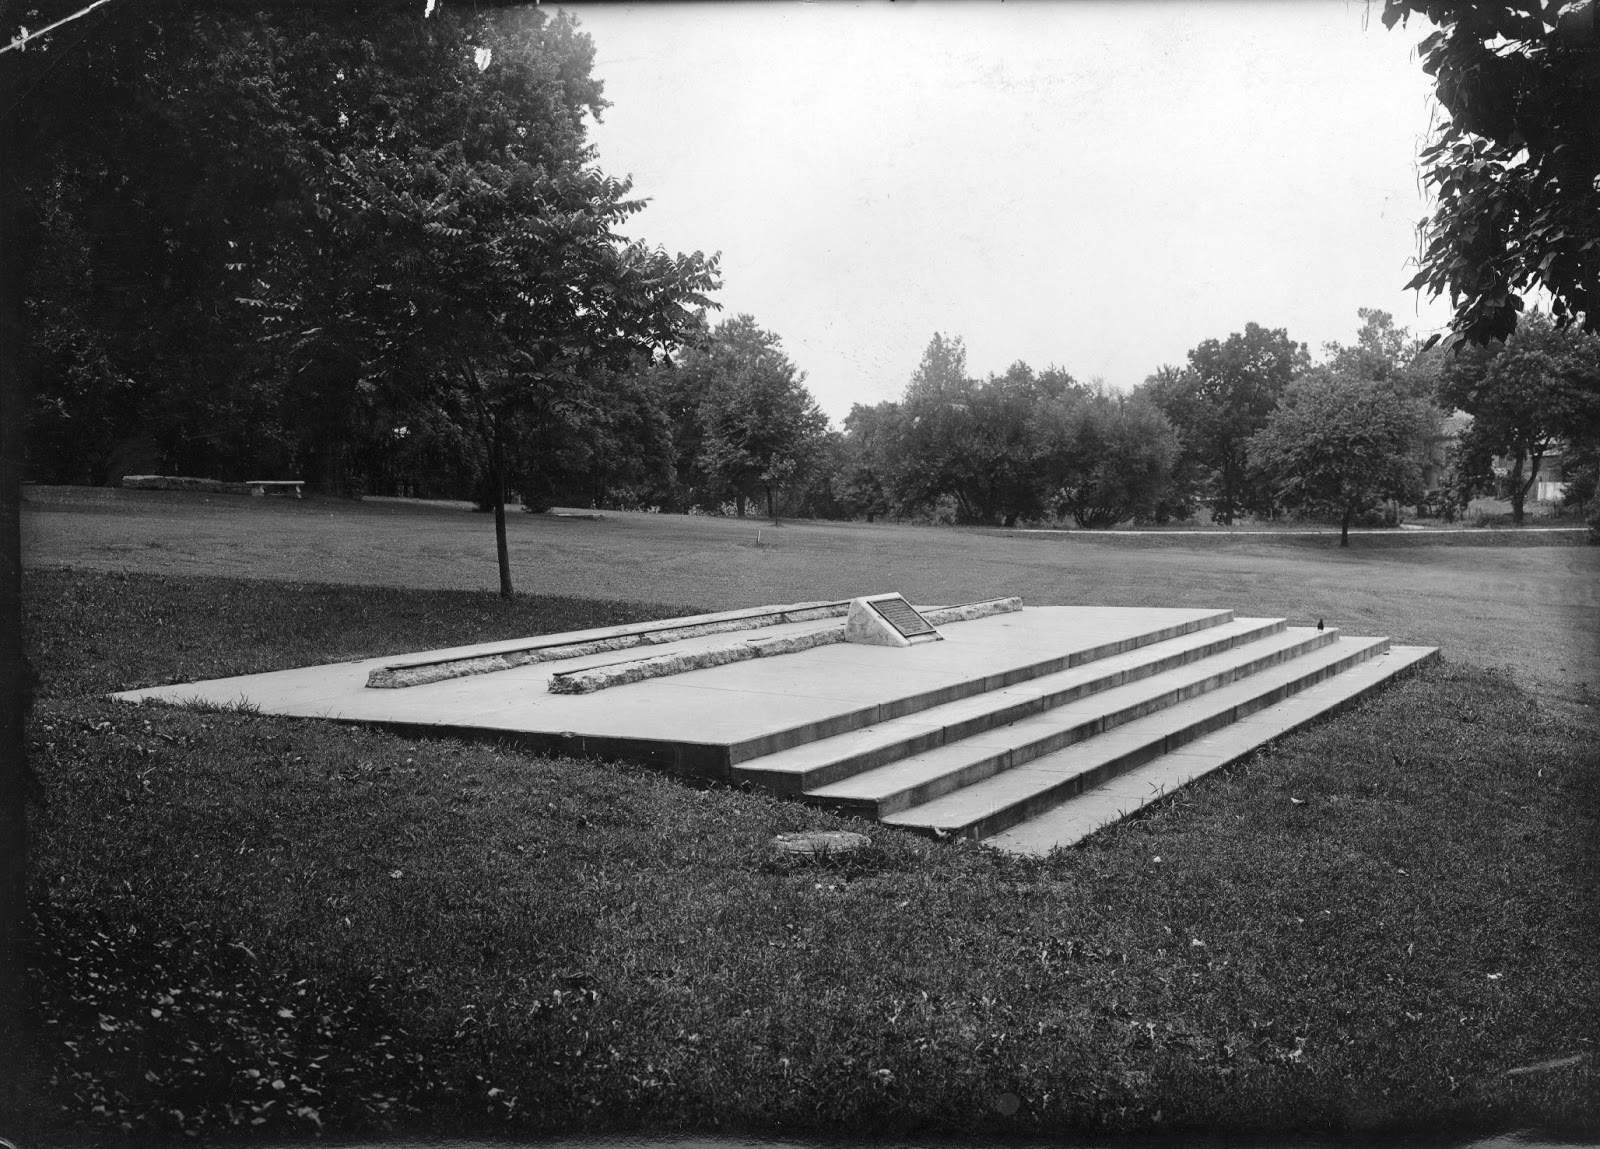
[13,491,1600,1142]
[9,558,1599,1146]
[20,485,1600,706]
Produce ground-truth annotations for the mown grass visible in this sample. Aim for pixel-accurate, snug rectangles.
[24,566,700,697]
[24,484,1600,706]
[11,568,1600,1145]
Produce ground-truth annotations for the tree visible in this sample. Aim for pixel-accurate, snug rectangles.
[215,9,720,594]
[682,315,828,519]
[1323,308,1419,386]
[894,338,1075,526]
[833,401,903,521]
[1249,370,1434,545]
[1383,0,1600,345]
[1436,309,1600,522]
[1144,323,1309,523]
[1037,385,1180,529]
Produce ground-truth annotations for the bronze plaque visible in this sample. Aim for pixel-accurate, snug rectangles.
[868,596,937,638]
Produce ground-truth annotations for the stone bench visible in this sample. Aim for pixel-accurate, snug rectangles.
[244,480,303,498]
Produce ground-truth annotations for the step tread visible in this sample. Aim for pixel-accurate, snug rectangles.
[983,644,1440,854]
[735,617,1287,783]
[879,634,1391,831]
[811,626,1342,805]
[724,608,1236,762]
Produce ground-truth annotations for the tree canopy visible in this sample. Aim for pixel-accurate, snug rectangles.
[1143,323,1310,524]
[1248,370,1433,545]
[1383,0,1600,345]
[1436,308,1600,521]
[13,4,721,595]
[1036,386,1179,529]
[889,338,1080,527]
[678,315,828,519]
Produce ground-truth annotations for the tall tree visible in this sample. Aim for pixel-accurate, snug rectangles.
[1249,370,1434,546]
[1384,0,1600,345]
[833,400,903,521]
[215,10,720,593]
[1436,309,1600,522]
[1145,323,1309,524]
[683,315,828,519]
[895,339,1073,526]
[1037,385,1180,529]
[1322,308,1417,385]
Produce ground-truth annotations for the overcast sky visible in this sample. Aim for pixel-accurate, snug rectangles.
[565,1,1450,424]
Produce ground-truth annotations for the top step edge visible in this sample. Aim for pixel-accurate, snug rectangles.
[725,607,1242,765]
[740,617,1299,774]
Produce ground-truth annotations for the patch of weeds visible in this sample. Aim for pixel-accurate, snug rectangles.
[168,695,262,715]
[757,840,918,881]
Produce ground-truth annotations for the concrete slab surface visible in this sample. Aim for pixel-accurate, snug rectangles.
[112,605,1232,774]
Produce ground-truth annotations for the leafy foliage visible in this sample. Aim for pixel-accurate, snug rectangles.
[1435,309,1600,522]
[891,339,1078,526]
[1383,0,1600,344]
[678,316,828,518]
[1036,386,1180,529]
[831,402,903,521]
[1248,371,1434,545]
[1144,324,1310,524]
[15,5,719,533]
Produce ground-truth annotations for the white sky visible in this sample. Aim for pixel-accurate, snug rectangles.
[565,0,1451,424]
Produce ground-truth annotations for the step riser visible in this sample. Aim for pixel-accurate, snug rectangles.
[739,619,1285,794]
[725,612,1234,766]
[901,620,1290,766]
[985,645,1438,856]
[914,639,1393,841]
[818,630,1344,817]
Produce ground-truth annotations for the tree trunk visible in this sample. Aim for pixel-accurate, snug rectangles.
[1514,449,1547,525]
[1508,451,1529,525]
[765,484,776,523]
[735,491,746,517]
[318,437,338,495]
[1340,507,1352,547]
[492,420,512,599]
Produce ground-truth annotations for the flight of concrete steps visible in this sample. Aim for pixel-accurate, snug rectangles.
[729,613,1436,854]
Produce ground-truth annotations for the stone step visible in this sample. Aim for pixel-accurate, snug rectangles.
[878,633,1392,840]
[722,608,1236,765]
[731,616,1288,794]
[809,625,1342,817]
[983,644,1441,855]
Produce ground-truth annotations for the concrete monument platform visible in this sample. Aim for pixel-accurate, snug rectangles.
[113,599,1438,853]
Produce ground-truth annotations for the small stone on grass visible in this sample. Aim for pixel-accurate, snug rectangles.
[768,830,871,857]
